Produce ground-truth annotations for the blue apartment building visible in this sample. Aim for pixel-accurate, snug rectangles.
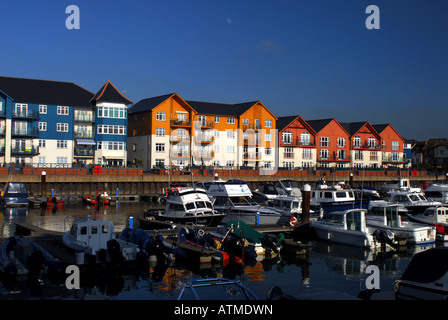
[0,76,131,167]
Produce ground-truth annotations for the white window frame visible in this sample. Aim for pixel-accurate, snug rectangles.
[57,106,69,115]
[156,112,166,121]
[57,123,69,132]
[38,122,47,131]
[39,105,47,114]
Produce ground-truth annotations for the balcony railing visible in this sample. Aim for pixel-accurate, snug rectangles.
[11,146,39,156]
[12,128,39,137]
[170,136,190,143]
[170,151,190,158]
[170,120,191,127]
[74,131,94,138]
[74,114,95,122]
[196,136,214,144]
[74,147,95,157]
[12,110,39,120]
[280,138,315,147]
[353,143,382,150]
[318,154,351,162]
[243,152,261,160]
[195,151,214,158]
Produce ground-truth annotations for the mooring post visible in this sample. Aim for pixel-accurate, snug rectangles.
[41,170,46,196]
[302,184,311,225]
[349,172,354,188]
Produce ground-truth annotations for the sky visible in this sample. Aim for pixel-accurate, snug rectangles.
[0,0,447,140]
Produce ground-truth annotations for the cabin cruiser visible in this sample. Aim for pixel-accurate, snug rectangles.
[394,247,448,300]
[387,190,442,214]
[308,183,367,213]
[423,183,448,204]
[63,216,140,264]
[367,204,436,245]
[207,181,291,226]
[406,206,448,241]
[144,187,226,226]
[0,182,29,207]
[380,178,421,195]
[311,209,384,248]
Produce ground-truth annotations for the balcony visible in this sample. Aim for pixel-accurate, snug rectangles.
[195,136,214,144]
[75,131,94,139]
[280,138,315,148]
[12,110,39,120]
[353,143,381,150]
[318,154,351,162]
[11,146,39,156]
[243,138,261,146]
[242,124,261,131]
[198,121,214,129]
[12,128,39,138]
[74,114,95,122]
[74,146,95,157]
[243,152,261,160]
[170,151,190,158]
[382,155,405,163]
[170,119,191,127]
[195,151,214,159]
[170,135,190,143]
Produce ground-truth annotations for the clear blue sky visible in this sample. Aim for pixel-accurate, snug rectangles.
[1,0,447,140]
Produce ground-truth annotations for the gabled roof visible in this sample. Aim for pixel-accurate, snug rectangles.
[371,124,389,134]
[304,118,335,133]
[277,115,316,134]
[339,121,381,139]
[186,100,258,117]
[129,93,177,114]
[91,80,132,105]
[0,76,94,106]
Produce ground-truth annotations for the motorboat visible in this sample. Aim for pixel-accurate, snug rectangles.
[270,195,301,215]
[367,204,436,245]
[277,179,302,197]
[143,187,226,227]
[394,247,448,300]
[308,183,367,213]
[82,188,113,207]
[207,181,291,226]
[63,216,140,264]
[423,183,448,204]
[380,178,421,194]
[387,190,442,214]
[0,182,29,207]
[311,209,387,248]
[406,206,448,241]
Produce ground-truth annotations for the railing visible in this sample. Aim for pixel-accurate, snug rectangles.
[12,128,39,137]
[74,131,94,138]
[11,146,39,155]
[74,147,95,156]
[170,120,191,127]
[170,136,190,142]
[74,114,95,122]
[170,151,190,158]
[12,110,39,119]
[280,138,315,147]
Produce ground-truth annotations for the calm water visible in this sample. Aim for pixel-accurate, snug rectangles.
[0,202,438,300]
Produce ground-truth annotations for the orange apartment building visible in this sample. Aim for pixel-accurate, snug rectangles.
[277,115,317,169]
[340,122,383,168]
[127,94,277,170]
[372,123,406,167]
[305,119,351,168]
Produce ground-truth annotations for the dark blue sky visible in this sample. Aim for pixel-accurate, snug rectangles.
[1,0,447,140]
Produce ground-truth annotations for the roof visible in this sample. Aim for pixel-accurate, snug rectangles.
[128,93,178,114]
[91,80,132,105]
[421,138,448,151]
[0,76,94,106]
[371,124,389,134]
[304,119,334,133]
[186,100,258,117]
[339,121,381,139]
[277,115,316,134]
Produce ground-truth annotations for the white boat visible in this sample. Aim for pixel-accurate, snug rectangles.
[270,195,301,215]
[63,216,140,264]
[381,178,421,194]
[308,183,368,213]
[311,209,384,248]
[387,190,442,214]
[277,179,302,197]
[207,182,291,226]
[367,204,436,245]
[394,247,448,300]
[406,206,448,241]
[144,187,226,226]
[424,183,448,204]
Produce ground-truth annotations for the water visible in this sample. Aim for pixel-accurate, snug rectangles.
[0,202,434,300]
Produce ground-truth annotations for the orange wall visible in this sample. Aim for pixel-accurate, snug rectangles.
[279,117,316,147]
[379,125,404,153]
[316,120,350,155]
[350,124,381,148]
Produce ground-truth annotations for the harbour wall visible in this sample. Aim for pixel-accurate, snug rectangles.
[0,172,441,199]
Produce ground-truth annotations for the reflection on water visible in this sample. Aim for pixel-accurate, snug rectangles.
[0,202,430,300]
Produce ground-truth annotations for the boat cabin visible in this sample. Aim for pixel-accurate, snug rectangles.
[166,187,215,215]
[322,209,368,232]
[1,182,29,207]
[310,184,355,205]
[424,184,448,204]
[271,196,301,214]
[368,205,403,228]
[388,190,430,205]
[419,207,448,225]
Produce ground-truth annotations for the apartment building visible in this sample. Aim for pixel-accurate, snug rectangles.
[0,76,131,166]
[127,94,277,170]
[372,124,406,168]
[277,115,317,169]
[340,122,382,168]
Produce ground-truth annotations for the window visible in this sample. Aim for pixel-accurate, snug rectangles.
[56,157,68,164]
[337,150,346,160]
[227,117,235,124]
[38,157,45,164]
[265,133,271,142]
[355,150,363,160]
[39,140,46,148]
[243,118,249,125]
[265,147,272,155]
[198,115,206,126]
[301,132,310,145]
[226,131,235,139]
[370,151,378,161]
[97,125,126,135]
[282,131,292,144]
[39,105,47,114]
[97,141,125,151]
[57,123,68,132]
[214,116,220,123]
[353,136,362,148]
[155,159,165,168]
[156,127,165,136]
[38,122,47,131]
[337,138,345,148]
[155,143,165,152]
[320,149,329,159]
[156,112,166,121]
[303,149,312,159]
[392,141,399,151]
[132,143,137,152]
[57,106,69,115]
[98,106,126,119]
[57,140,68,148]
[320,137,329,147]
[284,148,294,159]
[282,161,294,169]
[265,119,272,128]
[226,146,235,153]
[213,145,220,153]
[368,137,376,148]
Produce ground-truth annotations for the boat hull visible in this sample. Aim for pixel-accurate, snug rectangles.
[144,211,226,227]
[221,211,289,226]
[312,222,374,248]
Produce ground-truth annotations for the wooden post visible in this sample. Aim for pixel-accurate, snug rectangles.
[41,171,46,196]
[302,184,311,225]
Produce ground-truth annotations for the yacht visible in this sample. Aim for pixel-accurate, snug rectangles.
[406,206,448,241]
[0,182,29,207]
[423,183,448,204]
[308,183,367,213]
[381,178,421,194]
[311,209,382,248]
[367,204,436,245]
[144,187,226,226]
[387,190,442,214]
[207,181,291,226]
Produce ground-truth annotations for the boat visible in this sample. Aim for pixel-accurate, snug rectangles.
[177,277,259,300]
[277,179,302,197]
[311,209,390,248]
[82,188,113,207]
[367,204,436,245]
[308,182,368,214]
[0,236,63,277]
[207,181,291,226]
[62,216,140,265]
[143,187,226,227]
[394,247,448,300]
[406,206,448,241]
[387,190,442,214]
[423,183,448,204]
[252,179,302,203]
[380,178,421,195]
[0,182,29,207]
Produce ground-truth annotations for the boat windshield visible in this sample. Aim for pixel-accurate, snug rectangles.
[324,214,344,224]
[418,194,427,201]
[409,194,420,202]
[229,196,258,206]
[291,201,299,209]
[6,183,27,194]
